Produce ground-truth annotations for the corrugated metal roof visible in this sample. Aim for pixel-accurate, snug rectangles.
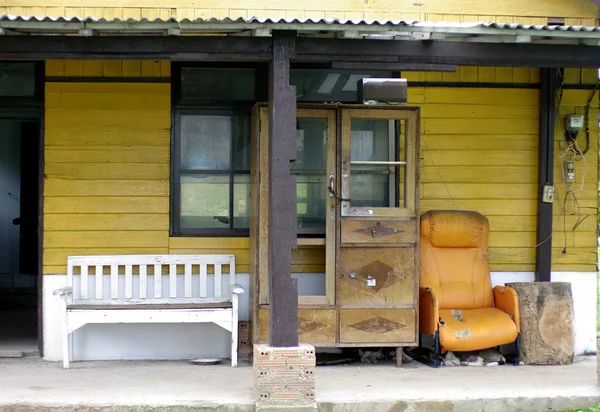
[1,14,600,44]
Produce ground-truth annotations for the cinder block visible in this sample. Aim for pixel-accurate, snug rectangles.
[253,344,317,410]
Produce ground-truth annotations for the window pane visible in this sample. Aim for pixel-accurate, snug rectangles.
[0,63,35,96]
[180,115,231,170]
[350,118,405,208]
[233,116,251,171]
[293,118,327,235]
[233,174,250,229]
[180,175,229,229]
[181,68,255,103]
[292,70,392,102]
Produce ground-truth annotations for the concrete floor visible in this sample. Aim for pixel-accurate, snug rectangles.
[1,356,599,411]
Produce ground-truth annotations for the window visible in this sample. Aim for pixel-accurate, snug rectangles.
[292,70,393,102]
[171,66,258,236]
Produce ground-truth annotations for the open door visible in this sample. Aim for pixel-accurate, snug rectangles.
[251,104,420,348]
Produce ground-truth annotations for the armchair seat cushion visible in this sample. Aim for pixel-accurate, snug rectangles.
[439,308,518,352]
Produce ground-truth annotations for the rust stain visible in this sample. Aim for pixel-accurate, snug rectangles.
[349,316,407,333]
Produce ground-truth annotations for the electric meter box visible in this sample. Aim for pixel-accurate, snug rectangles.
[566,115,584,132]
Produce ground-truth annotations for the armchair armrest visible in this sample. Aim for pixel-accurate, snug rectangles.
[231,284,245,295]
[419,287,439,335]
[493,285,520,332]
[53,286,73,297]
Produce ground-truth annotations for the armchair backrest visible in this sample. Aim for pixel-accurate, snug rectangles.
[420,210,493,310]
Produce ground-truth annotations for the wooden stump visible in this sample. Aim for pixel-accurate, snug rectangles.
[506,282,574,365]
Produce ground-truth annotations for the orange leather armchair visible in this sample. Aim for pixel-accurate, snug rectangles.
[419,210,520,367]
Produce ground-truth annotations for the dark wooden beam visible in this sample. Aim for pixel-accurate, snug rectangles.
[268,30,299,347]
[330,62,457,72]
[0,36,272,61]
[295,39,600,68]
[536,68,560,282]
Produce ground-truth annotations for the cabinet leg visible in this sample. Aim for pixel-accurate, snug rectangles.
[396,347,403,368]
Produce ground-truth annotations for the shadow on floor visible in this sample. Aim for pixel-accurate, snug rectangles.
[0,293,38,357]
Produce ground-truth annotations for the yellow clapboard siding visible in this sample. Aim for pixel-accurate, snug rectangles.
[46,60,65,76]
[10,2,599,19]
[45,110,170,129]
[45,93,170,111]
[103,61,123,77]
[45,214,169,231]
[422,183,537,199]
[45,163,169,180]
[487,215,596,233]
[45,128,169,147]
[489,231,596,248]
[419,104,538,119]
[422,150,537,166]
[64,61,84,77]
[45,82,169,95]
[83,61,104,77]
[424,88,539,105]
[425,118,538,135]
[44,248,169,266]
[45,231,168,249]
[421,166,538,183]
[421,199,537,216]
[487,247,598,266]
[421,135,537,150]
[45,197,168,214]
[169,237,250,249]
[45,179,169,197]
[45,146,169,163]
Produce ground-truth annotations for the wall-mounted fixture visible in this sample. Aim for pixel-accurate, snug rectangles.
[357,78,407,105]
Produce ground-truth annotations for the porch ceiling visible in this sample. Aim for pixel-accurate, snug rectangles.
[2,15,600,46]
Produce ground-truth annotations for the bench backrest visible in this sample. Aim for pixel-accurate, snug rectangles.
[67,254,236,305]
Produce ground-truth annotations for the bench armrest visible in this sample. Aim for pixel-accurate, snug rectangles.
[493,285,520,332]
[419,287,439,335]
[53,286,73,296]
[231,284,245,295]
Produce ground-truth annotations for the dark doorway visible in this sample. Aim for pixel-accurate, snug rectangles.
[0,117,41,357]
[0,61,44,358]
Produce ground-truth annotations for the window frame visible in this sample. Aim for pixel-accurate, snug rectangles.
[171,107,252,237]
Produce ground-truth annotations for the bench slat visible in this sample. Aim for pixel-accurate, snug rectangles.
[111,265,118,299]
[184,264,192,298]
[200,263,207,298]
[125,265,133,299]
[80,265,89,300]
[95,265,103,300]
[154,264,162,298]
[169,264,177,298]
[214,264,222,298]
[139,265,147,299]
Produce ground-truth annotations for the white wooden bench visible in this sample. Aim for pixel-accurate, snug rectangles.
[53,254,243,369]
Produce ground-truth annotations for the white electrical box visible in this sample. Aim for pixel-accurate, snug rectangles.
[566,115,584,132]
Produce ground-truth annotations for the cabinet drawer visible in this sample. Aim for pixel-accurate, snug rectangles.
[338,247,416,306]
[340,309,416,344]
[341,219,416,244]
[258,308,336,344]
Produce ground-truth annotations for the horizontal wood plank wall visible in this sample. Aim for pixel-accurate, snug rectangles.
[44,81,171,274]
[4,0,598,24]
[411,84,599,272]
[46,60,170,78]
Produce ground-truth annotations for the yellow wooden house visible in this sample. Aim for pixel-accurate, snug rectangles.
[0,0,598,362]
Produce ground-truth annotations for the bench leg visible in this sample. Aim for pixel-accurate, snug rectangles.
[62,323,70,369]
[231,297,239,367]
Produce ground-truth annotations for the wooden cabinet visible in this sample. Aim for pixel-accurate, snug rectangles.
[250,104,420,348]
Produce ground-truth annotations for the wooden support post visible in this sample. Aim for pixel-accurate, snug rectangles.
[268,31,299,348]
[536,68,560,282]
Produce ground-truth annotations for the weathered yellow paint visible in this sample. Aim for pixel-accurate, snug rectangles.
[413,85,598,271]
[43,69,598,275]
[7,0,599,21]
